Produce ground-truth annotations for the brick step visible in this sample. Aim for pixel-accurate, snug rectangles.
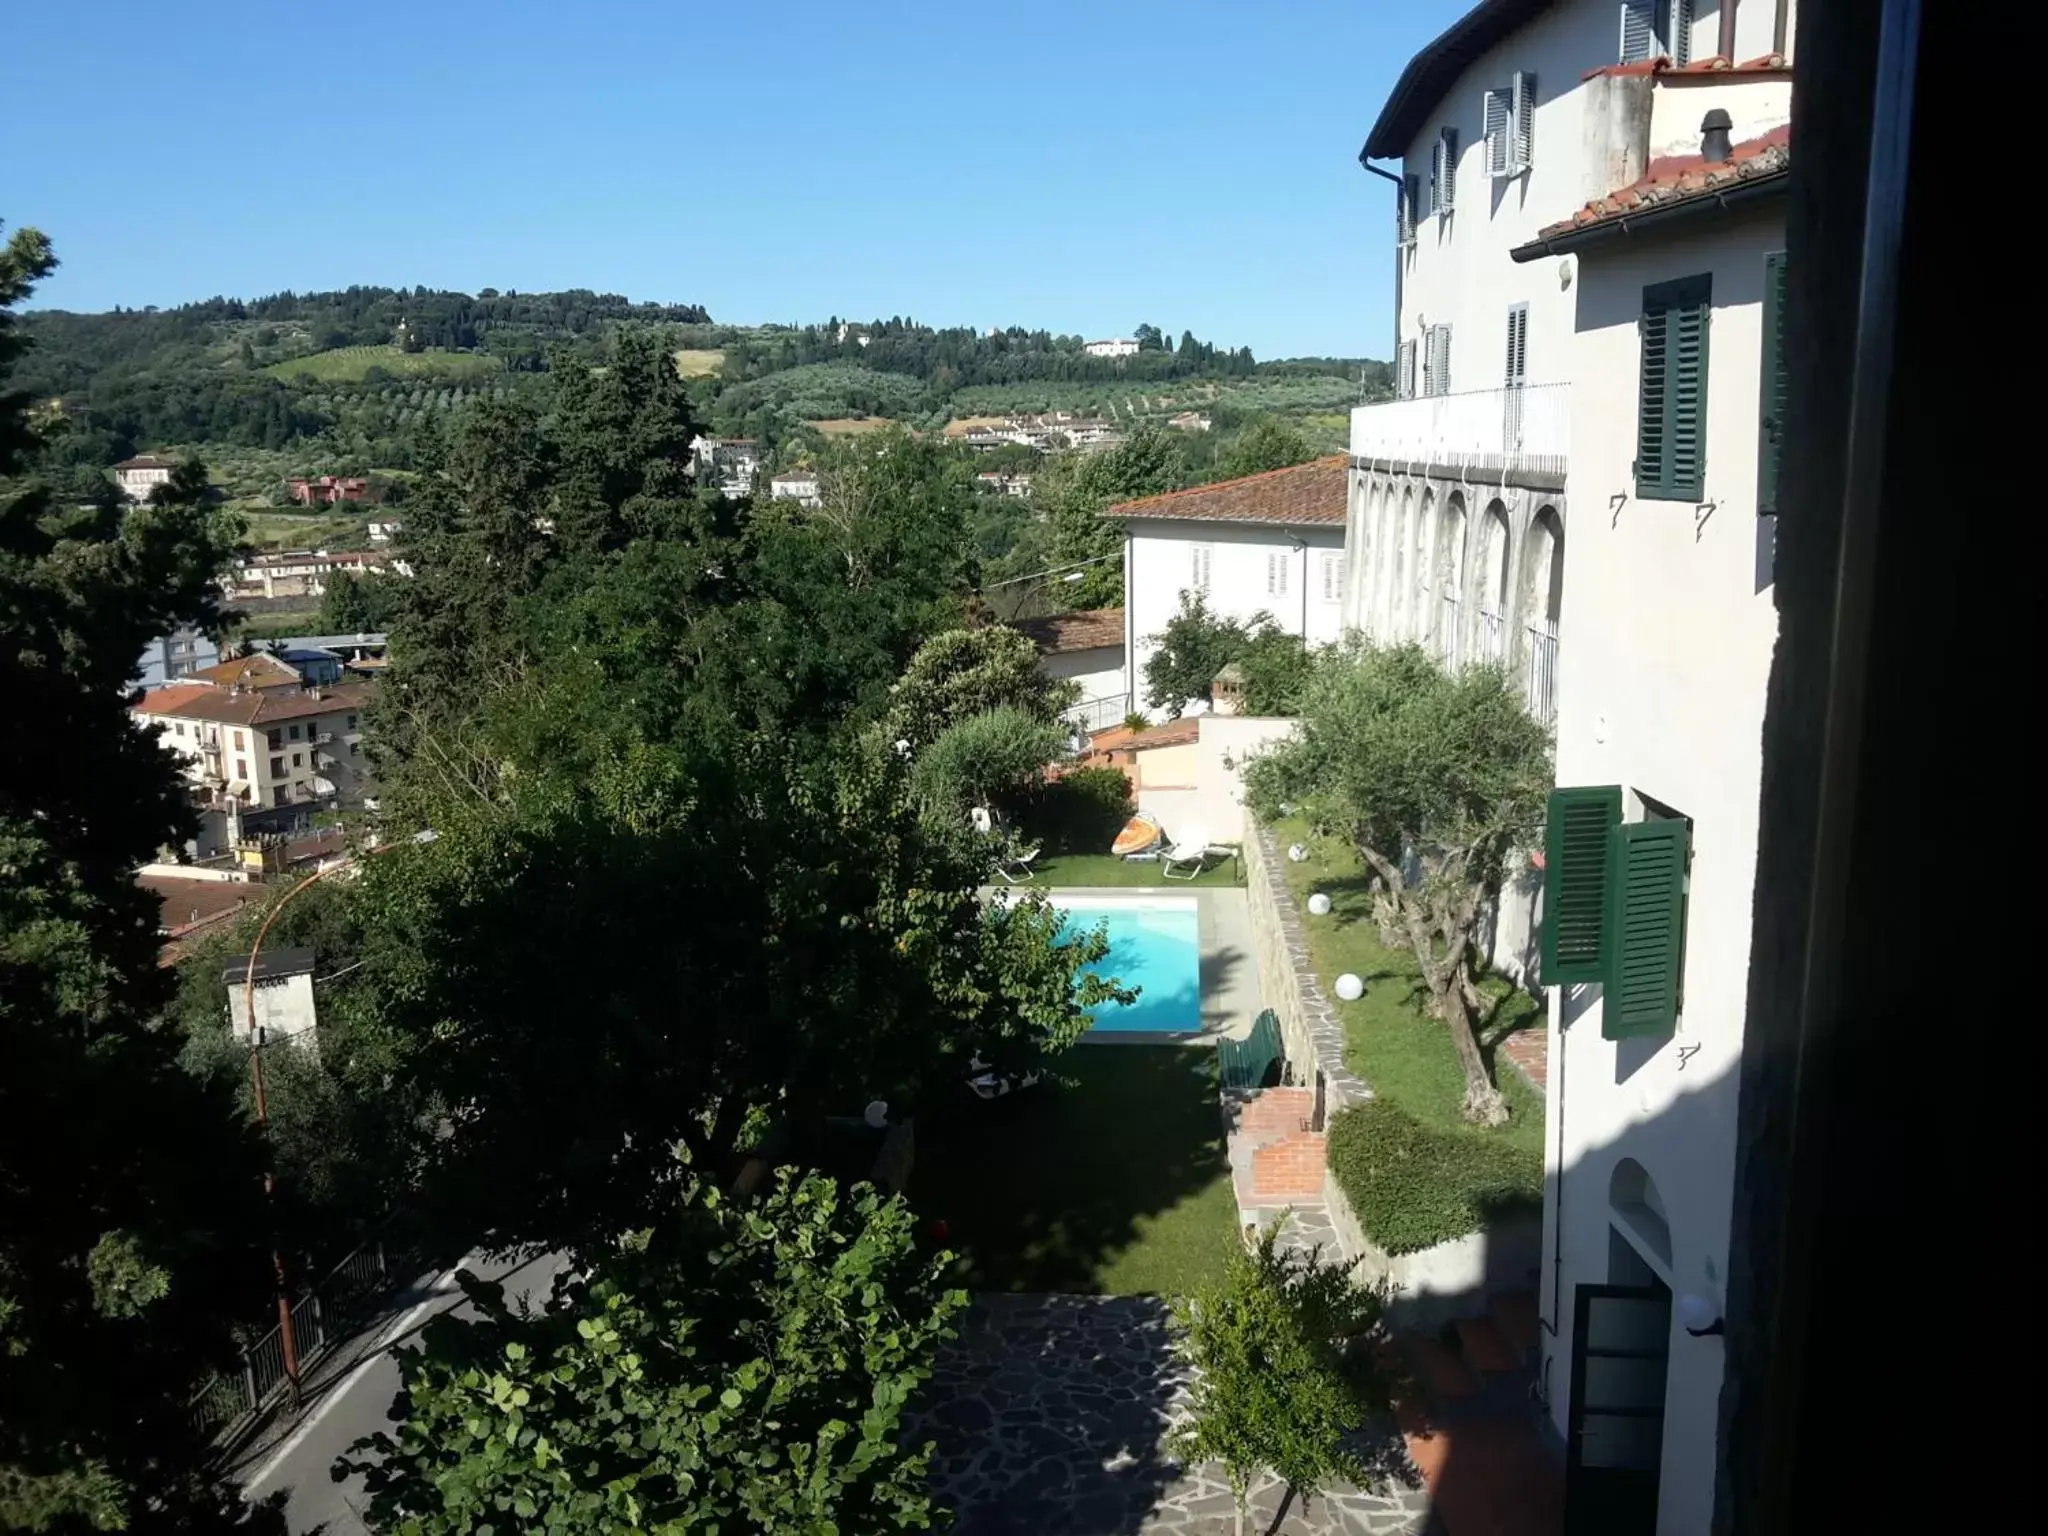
[1249,1128,1326,1200]
[1229,1086,1315,1145]
[1454,1315,1522,1377]
[1493,1289,1540,1363]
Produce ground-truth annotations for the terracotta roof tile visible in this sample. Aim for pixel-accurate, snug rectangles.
[1581,51,1790,82]
[1533,124,1790,241]
[135,680,374,727]
[140,874,259,935]
[1103,457,1347,527]
[1122,718,1200,751]
[1010,607,1124,655]
[186,653,302,690]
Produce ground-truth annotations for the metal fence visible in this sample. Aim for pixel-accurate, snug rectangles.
[1526,618,1560,728]
[1063,693,1130,734]
[189,1240,393,1440]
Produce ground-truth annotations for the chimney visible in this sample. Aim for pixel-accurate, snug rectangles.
[1701,109,1734,164]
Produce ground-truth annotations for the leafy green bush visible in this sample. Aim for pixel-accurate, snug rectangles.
[911,706,1066,821]
[1325,1100,1542,1256]
[1023,765,1133,853]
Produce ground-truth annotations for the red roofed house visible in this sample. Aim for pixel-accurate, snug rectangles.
[131,678,375,820]
[1102,456,1349,720]
[1348,4,1798,1529]
[1007,607,1128,732]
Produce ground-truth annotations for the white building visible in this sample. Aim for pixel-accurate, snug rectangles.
[113,454,177,502]
[690,436,763,496]
[1345,3,1797,1531]
[1083,338,1140,359]
[769,469,822,507]
[1106,456,1348,718]
[1009,607,1128,732]
[366,520,403,543]
[223,947,319,1049]
[224,548,396,602]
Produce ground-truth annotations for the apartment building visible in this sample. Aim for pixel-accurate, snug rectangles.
[1348,4,1795,1532]
[113,453,176,502]
[769,469,822,507]
[135,625,222,688]
[1106,457,1348,717]
[134,679,374,819]
[224,548,397,602]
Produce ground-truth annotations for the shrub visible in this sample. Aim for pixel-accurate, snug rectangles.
[911,706,1066,820]
[1325,1100,1541,1256]
[1023,765,1133,853]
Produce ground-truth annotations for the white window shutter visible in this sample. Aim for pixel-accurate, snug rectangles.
[1398,339,1417,399]
[1671,0,1694,64]
[1620,0,1655,62]
[1484,90,1510,177]
[1191,544,1212,593]
[1424,325,1452,397]
[1512,72,1536,170]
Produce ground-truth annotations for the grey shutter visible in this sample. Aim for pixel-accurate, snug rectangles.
[1505,305,1529,387]
[1399,173,1418,247]
[1438,128,1458,213]
[1620,0,1655,62]
[1758,252,1788,515]
[1398,339,1417,399]
[1636,274,1711,501]
[1425,325,1452,397]
[1670,0,1695,64]
[1484,90,1510,177]
[1512,71,1536,170]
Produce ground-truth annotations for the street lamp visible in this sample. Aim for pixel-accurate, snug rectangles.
[243,827,435,1407]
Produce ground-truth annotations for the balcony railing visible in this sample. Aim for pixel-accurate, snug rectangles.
[1476,608,1507,664]
[1526,618,1559,728]
[1063,693,1131,734]
[1350,382,1568,480]
[1439,590,1463,669]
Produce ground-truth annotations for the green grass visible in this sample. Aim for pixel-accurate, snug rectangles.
[1269,816,1543,1251]
[911,1046,1236,1296]
[264,345,504,384]
[237,510,369,549]
[1026,851,1244,888]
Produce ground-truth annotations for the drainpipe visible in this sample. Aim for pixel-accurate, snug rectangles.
[1358,158,1406,364]
[1773,0,1789,53]
[1719,0,1740,60]
[1296,535,1309,640]
[1539,986,1568,1406]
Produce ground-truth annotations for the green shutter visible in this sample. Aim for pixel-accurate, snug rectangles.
[1540,785,1622,985]
[1635,274,1711,502]
[1602,819,1689,1038]
[1758,251,1788,515]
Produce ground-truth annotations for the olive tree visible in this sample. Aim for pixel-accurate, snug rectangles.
[1246,641,1551,1124]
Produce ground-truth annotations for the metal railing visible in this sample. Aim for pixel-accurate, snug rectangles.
[1063,693,1130,734]
[1526,618,1559,728]
[1439,590,1463,669]
[1349,382,1569,479]
[1476,609,1506,664]
[189,1240,393,1440]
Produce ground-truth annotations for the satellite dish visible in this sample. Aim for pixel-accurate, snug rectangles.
[863,1099,890,1129]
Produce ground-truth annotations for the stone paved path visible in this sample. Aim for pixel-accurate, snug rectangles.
[909,1294,1433,1535]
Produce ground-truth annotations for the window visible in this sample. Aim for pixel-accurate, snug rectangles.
[1431,128,1458,216]
[1321,550,1345,603]
[288,724,302,741]
[1189,544,1213,595]
[1635,273,1711,501]
[1397,339,1418,399]
[233,731,245,749]
[1758,251,1788,515]
[292,752,303,768]
[1398,173,1419,249]
[269,755,284,778]
[1483,72,1537,177]
[173,722,186,737]
[1540,786,1691,1037]
[267,729,281,749]
[1620,0,1693,65]
[1266,551,1290,598]
[1422,324,1453,397]
[235,759,248,783]
[1504,304,1529,388]
[273,786,288,808]
[346,714,358,731]
[349,742,359,757]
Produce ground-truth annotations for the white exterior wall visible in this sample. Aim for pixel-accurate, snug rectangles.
[1042,645,1127,711]
[1124,521,1345,719]
[1540,205,1784,1536]
[226,971,318,1049]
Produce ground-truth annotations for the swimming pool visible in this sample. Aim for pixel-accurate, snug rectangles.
[1056,895,1203,1038]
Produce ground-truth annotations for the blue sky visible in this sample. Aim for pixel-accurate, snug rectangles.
[7,1,1454,360]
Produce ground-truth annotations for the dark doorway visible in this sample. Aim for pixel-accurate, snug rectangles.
[1566,1267,1671,1536]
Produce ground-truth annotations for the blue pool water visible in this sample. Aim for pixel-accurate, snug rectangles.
[1057,897,1202,1037]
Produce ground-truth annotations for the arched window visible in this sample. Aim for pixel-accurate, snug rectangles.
[1477,499,1511,663]
[1609,1157,1673,1276]
[1392,486,1415,638]
[1523,506,1563,725]
[1414,490,1438,645]
[1439,492,1468,667]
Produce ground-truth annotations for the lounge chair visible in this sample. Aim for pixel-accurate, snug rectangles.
[1160,826,1219,880]
[994,840,1041,885]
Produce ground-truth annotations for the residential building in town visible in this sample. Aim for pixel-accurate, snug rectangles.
[974,471,1033,498]
[222,948,319,1048]
[769,468,822,507]
[1106,456,1348,718]
[1009,606,1128,732]
[1167,411,1213,433]
[1346,2,1797,1531]
[288,475,370,505]
[135,625,222,688]
[133,678,375,820]
[690,435,762,496]
[366,519,402,543]
[1083,337,1140,358]
[223,547,397,602]
[112,453,177,501]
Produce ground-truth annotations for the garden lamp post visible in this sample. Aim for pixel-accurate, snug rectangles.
[243,827,436,1408]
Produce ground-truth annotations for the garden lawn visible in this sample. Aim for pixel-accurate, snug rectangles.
[1027,851,1243,888]
[911,1045,1236,1297]
[1270,816,1544,1251]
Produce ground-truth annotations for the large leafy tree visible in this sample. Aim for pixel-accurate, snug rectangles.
[1,222,274,1531]
[883,624,1076,751]
[1246,641,1552,1123]
[1037,425,1187,609]
[340,1172,966,1533]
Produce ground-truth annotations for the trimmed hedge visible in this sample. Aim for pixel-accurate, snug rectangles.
[1023,766,1133,854]
[1325,1100,1542,1257]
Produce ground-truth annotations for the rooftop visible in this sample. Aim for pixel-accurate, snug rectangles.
[185,652,303,691]
[114,454,177,470]
[135,679,374,728]
[141,873,258,934]
[1515,124,1791,256]
[1362,0,1555,161]
[1010,607,1124,655]
[223,948,316,984]
[1103,457,1348,528]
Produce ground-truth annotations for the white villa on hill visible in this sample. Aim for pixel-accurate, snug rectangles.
[1348,1,1796,1531]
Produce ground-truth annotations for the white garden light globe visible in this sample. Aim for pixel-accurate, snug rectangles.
[1307,892,1333,917]
[1334,973,1365,1002]
[1287,843,1309,863]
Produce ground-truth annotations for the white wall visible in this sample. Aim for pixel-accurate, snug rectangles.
[1125,520,1344,718]
[226,971,319,1049]
[1131,715,1295,847]
[1042,644,1127,708]
[1542,204,1784,1536]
